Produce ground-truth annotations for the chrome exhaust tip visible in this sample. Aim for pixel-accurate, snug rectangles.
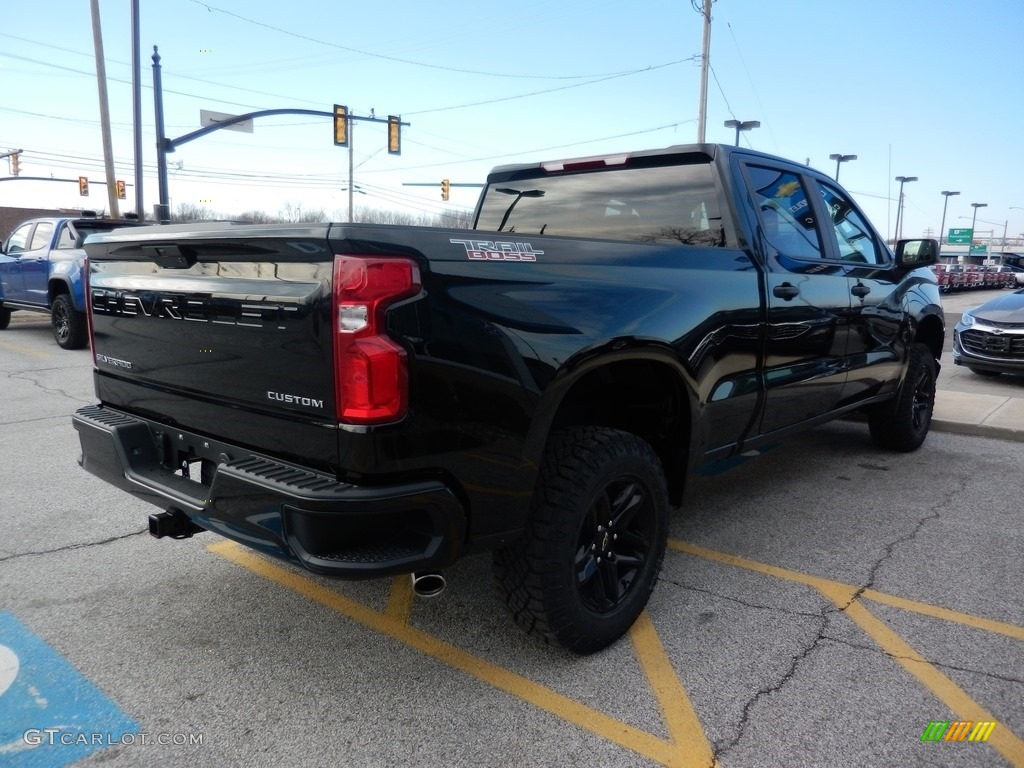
[410,571,446,598]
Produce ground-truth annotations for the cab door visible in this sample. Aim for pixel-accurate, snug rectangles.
[21,220,55,304]
[742,163,852,435]
[812,180,905,404]
[0,222,36,301]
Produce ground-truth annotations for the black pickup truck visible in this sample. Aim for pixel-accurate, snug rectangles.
[73,143,943,653]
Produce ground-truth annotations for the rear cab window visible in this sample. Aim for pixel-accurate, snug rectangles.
[474,155,728,246]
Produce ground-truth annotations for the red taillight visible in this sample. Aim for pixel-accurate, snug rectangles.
[84,256,96,365]
[332,255,420,424]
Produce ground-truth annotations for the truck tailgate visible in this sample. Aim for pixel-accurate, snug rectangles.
[84,223,338,468]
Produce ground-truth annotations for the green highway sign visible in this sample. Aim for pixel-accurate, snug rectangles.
[947,228,972,244]
[970,244,988,254]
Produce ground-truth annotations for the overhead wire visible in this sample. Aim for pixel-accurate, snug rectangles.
[186,0,688,81]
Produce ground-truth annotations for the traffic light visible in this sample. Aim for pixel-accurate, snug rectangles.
[116,180,126,200]
[441,178,450,201]
[333,104,348,147]
[78,176,89,196]
[387,115,401,155]
[10,151,19,176]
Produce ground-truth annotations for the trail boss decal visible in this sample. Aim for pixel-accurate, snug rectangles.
[450,239,543,262]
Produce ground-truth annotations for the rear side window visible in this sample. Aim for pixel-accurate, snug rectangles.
[475,163,725,246]
[56,223,78,249]
[28,221,54,251]
[747,165,824,261]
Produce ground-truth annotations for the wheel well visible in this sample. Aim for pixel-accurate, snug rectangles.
[548,359,690,505]
[49,279,71,302]
[914,314,944,360]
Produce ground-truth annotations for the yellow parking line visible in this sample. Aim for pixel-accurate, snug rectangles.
[0,340,50,359]
[385,575,414,624]
[669,540,1024,636]
[629,610,717,767]
[668,539,1024,767]
[815,583,1024,767]
[668,540,859,601]
[208,540,683,766]
[862,589,1024,641]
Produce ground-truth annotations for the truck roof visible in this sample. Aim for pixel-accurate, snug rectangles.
[485,142,819,182]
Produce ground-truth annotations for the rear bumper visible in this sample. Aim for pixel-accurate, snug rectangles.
[72,405,466,578]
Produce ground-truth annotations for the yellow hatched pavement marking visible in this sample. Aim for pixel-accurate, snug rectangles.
[385,575,414,623]
[630,610,718,766]
[209,540,715,767]
[669,539,1024,767]
[861,589,1024,641]
[0,340,50,359]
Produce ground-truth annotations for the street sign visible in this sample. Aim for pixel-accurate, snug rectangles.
[947,228,972,244]
[200,109,253,133]
[970,244,988,254]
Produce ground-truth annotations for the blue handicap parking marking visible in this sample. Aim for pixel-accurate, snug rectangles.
[0,612,138,767]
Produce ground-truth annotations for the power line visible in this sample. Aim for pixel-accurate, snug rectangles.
[186,0,688,81]
[405,58,696,116]
[0,32,328,109]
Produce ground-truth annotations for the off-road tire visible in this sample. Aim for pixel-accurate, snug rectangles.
[868,343,936,452]
[51,294,88,350]
[493,426,669,654]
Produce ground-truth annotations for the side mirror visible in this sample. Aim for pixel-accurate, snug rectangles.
[895,238,939,268]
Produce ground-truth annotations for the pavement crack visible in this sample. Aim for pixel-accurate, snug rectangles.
[842,476,970,610]
[819,634,1024,686]
[711,605,832,764]
[9,368,94,405]
[659,576,826,619]
[0,528,148,564]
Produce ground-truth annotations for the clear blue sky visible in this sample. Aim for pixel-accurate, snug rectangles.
[2,0,1023,243]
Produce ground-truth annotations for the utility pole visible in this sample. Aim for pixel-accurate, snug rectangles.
[131,0,144,218]
[89,0,119,218]
[696,0,712,143]
[348,118,355,222]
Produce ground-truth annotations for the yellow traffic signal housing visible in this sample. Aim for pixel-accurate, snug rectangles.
[387,115,401,155]
[334,104,349,147]
[116,180,127,200]
[78,176,89,196]
[441,178,450,201]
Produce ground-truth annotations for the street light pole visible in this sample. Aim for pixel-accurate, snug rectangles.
[938,191,959,256]
[968,202,987,262]
[724,120,760,146]
[829,154,857,181]
[894,175,918,243]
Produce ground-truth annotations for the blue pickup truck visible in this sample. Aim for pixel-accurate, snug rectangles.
[0,214,139,349]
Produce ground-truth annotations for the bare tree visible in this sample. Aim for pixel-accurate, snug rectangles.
[351,206,471,229]
[171,202,218,222]
[236,210,276,224]
[279,202,328,223]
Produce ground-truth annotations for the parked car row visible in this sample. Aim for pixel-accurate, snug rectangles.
[931,263,1024,293]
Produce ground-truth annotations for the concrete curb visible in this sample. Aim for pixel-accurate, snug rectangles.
[931,390,1024,443]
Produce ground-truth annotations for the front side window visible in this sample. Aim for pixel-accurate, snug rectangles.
[747,165,823,261]
[475,162,725,246]
[819,183,885,265]
[5,224,33,254]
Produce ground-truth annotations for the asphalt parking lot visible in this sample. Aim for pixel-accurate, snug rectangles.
[1,309,1022,768]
